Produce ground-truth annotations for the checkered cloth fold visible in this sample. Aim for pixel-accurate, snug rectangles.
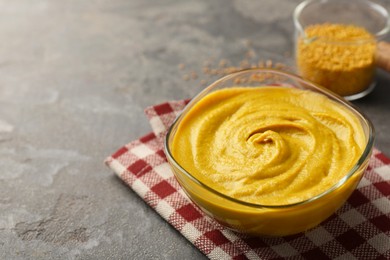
[105,100,390,260]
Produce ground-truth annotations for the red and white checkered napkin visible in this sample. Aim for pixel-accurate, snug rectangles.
[105,100,390,260]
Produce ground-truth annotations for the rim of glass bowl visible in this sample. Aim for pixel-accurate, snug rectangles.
[293,0,390,45]
[164,68,375,209]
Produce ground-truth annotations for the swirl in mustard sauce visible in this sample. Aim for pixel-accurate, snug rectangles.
[171,87,365,205]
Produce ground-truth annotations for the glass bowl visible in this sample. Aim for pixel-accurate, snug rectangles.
[293,0,390,100]
[164,69,374,236]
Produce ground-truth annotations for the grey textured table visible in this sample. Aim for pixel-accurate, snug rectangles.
[0,0,389,259]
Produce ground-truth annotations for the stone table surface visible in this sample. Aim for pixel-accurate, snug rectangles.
[0,0,389,259]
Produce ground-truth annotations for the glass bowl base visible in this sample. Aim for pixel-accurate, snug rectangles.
[344,81,376,101]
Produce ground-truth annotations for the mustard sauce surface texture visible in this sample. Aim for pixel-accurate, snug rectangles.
[171,87,366,205]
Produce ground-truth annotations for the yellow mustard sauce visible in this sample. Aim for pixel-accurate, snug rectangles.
[171,87,365,206]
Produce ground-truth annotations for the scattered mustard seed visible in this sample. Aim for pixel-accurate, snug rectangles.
[178,63,186,70]
[191,71,198,79]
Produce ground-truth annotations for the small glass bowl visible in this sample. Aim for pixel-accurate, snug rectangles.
[293,0,390,100]
[164,69,374,236]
